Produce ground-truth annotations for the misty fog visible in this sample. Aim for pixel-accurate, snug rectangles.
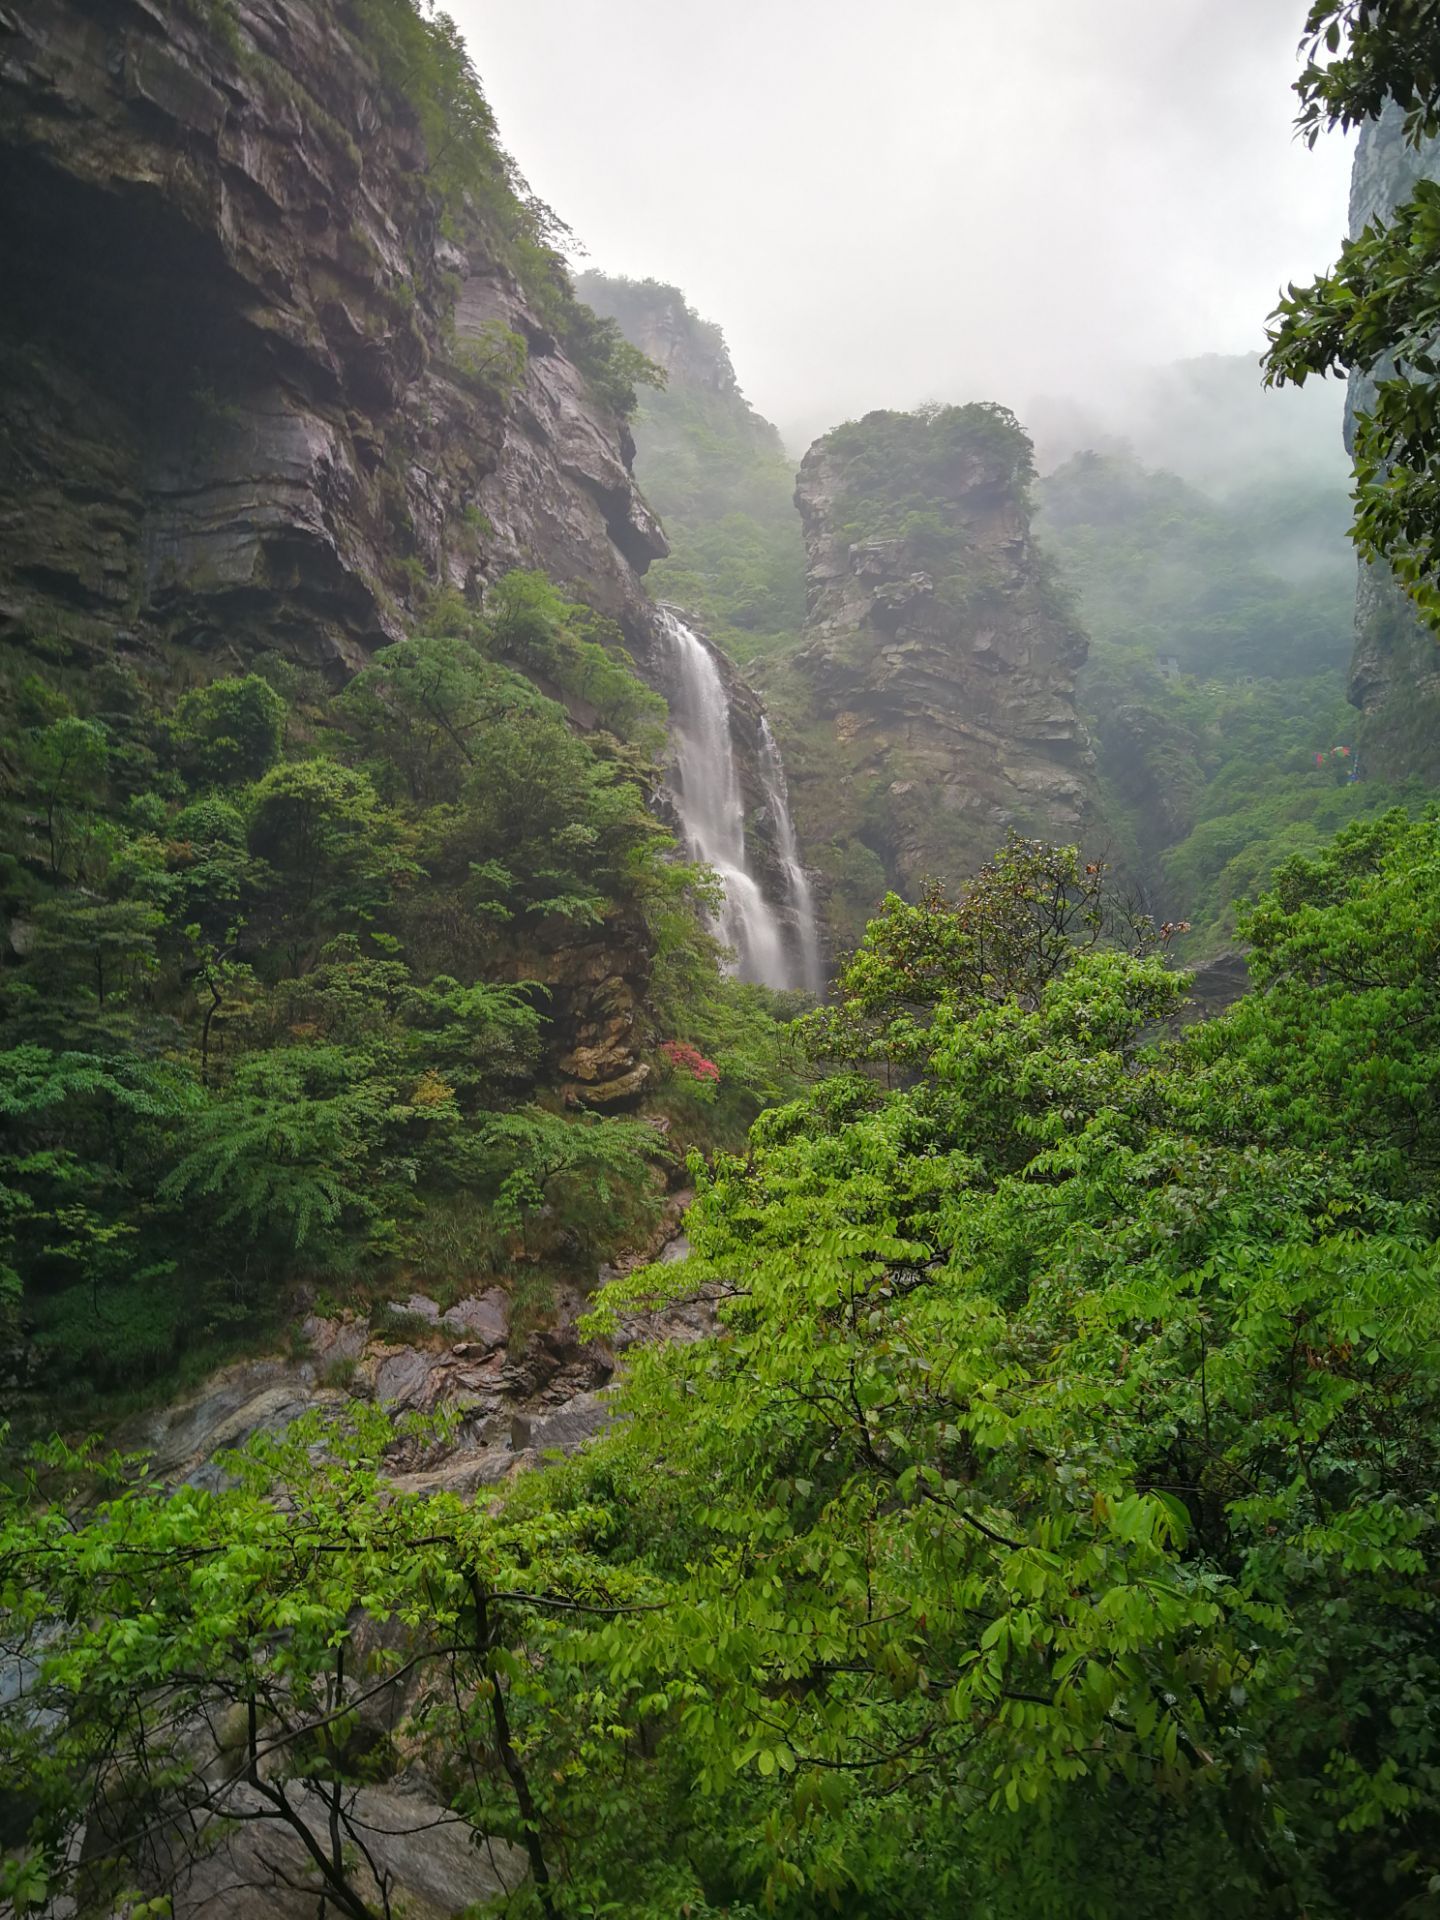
[457,0,1356,468]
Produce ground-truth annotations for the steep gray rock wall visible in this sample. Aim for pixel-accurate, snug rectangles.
[0,0,698,1100]
[766,408,1094,947]
[1345,103,1440,774]
[0,0,667,675]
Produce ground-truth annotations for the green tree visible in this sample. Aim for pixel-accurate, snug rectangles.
[15,825,1440,1912]
[337,630,540,807]
[0,1407,657,1920]
[797,837,1156,1070]
[157,1045,402,1273]
[1265,1,1440,626]
[574,826,1440,1913]
[469,1104,665,1257]
[0,1048,198,1383]
[5,895,163,1050]
[22,715,110,880]
[245,760,405,970]
[168,674,287,784]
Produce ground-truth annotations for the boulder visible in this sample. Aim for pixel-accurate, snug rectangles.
[510,1391,612,1456]
[157,1780,527,1918]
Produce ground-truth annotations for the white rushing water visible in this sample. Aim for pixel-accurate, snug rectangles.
[757,716,825,997]
[658,608,822,992]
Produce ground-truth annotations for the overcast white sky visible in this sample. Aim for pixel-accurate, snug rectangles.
[449,0,1356,450]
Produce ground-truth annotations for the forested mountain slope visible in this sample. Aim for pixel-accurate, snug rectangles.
[1035,442,1421,954]
[0,0,803,1407]
[576,272,807,660]
[6,4,1440,1918]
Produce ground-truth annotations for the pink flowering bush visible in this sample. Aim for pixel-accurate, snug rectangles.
[659,1040,720,1083]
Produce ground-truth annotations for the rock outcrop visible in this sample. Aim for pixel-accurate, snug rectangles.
[0,0,700,1098]
[0,0,668,674]
[576,271,786,456]
[767,404,1093,946]
[123,1193,705,1496]
[1344,103,1440,777]
[152,1782,529,1919]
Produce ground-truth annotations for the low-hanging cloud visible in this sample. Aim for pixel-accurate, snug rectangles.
[452,0,1355,460]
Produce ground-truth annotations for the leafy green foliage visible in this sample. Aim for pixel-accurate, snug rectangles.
[451,317,529,399]
[566,817,1440,1913]
[1264,1,1440,628]
[797,838,1157,1070]
[1291,0,1440,145]
[0,572,790,1396]
[0,1407,662,1920]
[20,715,110,881]
[14,820,1440,1915]
[166,673,287,785]
[1083,648,1419,953]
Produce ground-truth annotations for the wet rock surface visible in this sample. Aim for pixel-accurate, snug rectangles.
[155,1782,529,1920]
[123,1201,706,1494]
[0,0,668,675]
[0,0,705,1098]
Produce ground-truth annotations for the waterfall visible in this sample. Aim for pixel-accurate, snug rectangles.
[757,717,825,997]
[658,608,822,993]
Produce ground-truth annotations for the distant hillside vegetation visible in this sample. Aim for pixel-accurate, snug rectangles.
[576,273,806,658]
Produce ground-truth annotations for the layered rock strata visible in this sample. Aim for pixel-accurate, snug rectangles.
[0,0,691,1098]
[0,0,667,670]
[771,408,1093,946]
[0,7,819,1049]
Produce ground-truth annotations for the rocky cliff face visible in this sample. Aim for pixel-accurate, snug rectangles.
[767,405,1093,946]
[576,271,783,449]
[1345,104,1440,776]
[0,0,670,675]
[0,0,699,1098]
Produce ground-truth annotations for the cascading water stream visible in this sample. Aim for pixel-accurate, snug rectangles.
[658,608,822,992]
[757,717,825,997]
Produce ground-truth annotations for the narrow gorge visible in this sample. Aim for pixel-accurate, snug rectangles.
[8,3,1440,1917]
[581,274,1096,951]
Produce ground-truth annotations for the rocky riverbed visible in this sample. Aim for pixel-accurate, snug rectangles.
[120,1201,707,1493]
